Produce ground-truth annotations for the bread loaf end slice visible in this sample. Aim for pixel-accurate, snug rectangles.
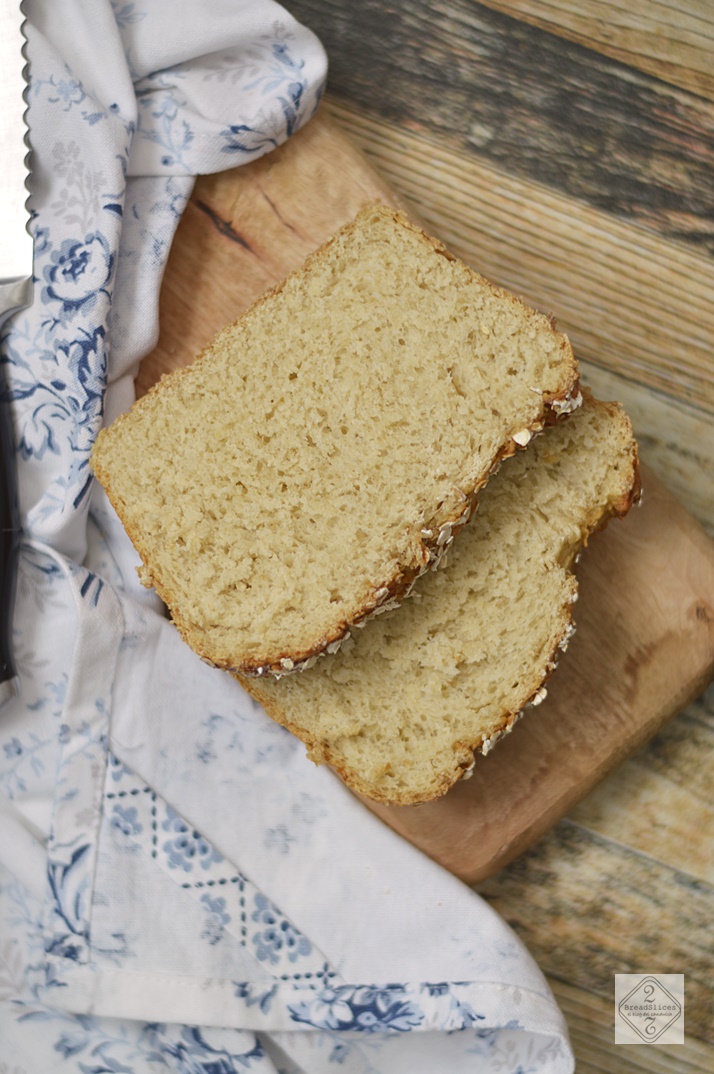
[240,392,640,803]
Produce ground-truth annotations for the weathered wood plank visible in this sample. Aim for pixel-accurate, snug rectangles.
[548,977,714,1073]
[568,747,714,885]
[477,820,714,1042]
[326,100,714,420]
[477,0,714,102]
[289,0,714,251]
[639,684,714,804]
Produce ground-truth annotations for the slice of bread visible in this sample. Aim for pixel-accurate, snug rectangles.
[240,393,640,804]
[91,203,580,676]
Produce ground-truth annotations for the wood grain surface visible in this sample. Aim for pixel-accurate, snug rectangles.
[478,0,714,102]
[138,2,714,1067]
[477,817,714,1059]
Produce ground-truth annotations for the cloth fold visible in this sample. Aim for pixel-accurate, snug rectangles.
[0,2,574,1070]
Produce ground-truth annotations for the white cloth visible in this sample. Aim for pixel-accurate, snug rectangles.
[0,2,575,1071]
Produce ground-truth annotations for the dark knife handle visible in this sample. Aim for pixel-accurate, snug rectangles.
[0,338,20,703]
[0,283,32,705]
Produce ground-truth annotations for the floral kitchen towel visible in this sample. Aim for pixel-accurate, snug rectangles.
[0,1,575,1071]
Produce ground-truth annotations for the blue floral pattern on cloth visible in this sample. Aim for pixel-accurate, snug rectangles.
[201,893,231,945]
[289,985,426,1033]
[110,803,142,839]
[252,892,313,965]
[162,805,225,872]
[42,234,115,324]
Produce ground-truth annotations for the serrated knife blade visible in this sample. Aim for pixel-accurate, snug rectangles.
[0,0,32,705]
[0,1,32,307]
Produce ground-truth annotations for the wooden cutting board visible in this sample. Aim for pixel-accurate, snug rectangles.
[138,111,714,884]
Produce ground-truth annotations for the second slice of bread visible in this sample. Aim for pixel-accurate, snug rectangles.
[241,393,640,803]
[91,204,580,676]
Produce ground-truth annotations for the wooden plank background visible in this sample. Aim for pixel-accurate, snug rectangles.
[287,1,714,1069]
[290,0,714,251]
[477,0,714,101]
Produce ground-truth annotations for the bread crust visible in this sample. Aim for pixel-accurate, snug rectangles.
[92,204,581,678]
